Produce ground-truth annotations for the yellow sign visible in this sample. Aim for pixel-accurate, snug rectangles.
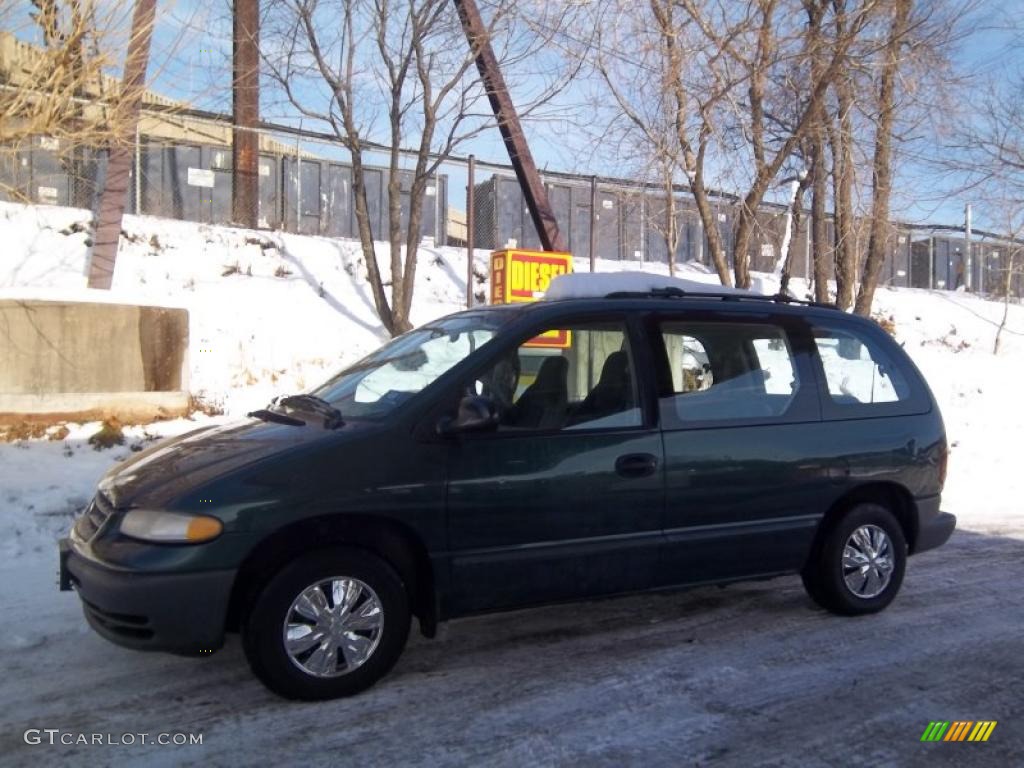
[490,250,573,348]
[490,249,573,304]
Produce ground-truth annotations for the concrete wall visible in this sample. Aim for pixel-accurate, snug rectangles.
[0,300,189,422]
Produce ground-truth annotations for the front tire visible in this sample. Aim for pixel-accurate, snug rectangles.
[802,502,907,616]
[243,547,410,700]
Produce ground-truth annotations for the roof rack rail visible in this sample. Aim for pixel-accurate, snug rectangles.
[603,287,838,310]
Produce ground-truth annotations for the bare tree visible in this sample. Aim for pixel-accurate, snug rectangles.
[587,0,739,284]
[586,0,876,289]
[262,0,577,335]
[0,2,135,201]
[993,242,1022,354]
[678,0,877,289]
[954,76,1024,351]
[854,0,912,315]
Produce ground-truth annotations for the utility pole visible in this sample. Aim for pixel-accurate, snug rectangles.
[452,0,566,252]
[964,203,973,292]
[233,0,260,229]
[87,0,158,289]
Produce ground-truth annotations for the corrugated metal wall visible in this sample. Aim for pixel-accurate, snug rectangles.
[1,138,447,244]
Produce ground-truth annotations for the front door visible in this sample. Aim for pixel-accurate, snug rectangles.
[444,317,664,615]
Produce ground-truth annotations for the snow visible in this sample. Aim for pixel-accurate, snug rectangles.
[0,201,492,416]
[1,201,1023,764]
[544,270,755,300]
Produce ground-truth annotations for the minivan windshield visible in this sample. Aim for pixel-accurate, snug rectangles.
[311,312,509,421]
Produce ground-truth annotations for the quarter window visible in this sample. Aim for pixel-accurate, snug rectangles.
[659,322,799,424]
[812,326,910,405]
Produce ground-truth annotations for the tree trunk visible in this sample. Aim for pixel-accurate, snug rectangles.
[232,0,260,229]
[386,143,406,333]
[732,180,773,288]
[780,174,811,295]
[400,174,430,329]
[350,148,395,334]
[693,187,731,285]
[687,142,731,285]
[805,0,830,303]
[664,173,677,276]
[994,249,1016,354]
[830,0,857,310]
[87,0,157,289]
[810,146,830,303]
[732,205,754,288]
[854,0,911,316]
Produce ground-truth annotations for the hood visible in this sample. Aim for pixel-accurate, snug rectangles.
[98,417,362,509]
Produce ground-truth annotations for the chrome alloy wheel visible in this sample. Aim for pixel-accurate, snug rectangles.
[842,524,895,599]
[283,577,384,678]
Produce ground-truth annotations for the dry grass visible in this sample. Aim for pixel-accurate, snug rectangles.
[188,393,225,417]
[873,313,897,336]
[0,421,50,442]
[87,417,125,450]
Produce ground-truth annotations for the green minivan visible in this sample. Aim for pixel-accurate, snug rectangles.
[60,279,955,700]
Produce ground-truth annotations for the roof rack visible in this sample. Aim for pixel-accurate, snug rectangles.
[603,286,838,309]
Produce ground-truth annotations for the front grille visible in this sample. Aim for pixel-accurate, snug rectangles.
[73,492,114,541]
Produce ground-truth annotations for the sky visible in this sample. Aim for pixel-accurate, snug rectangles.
[9,0,1024,233]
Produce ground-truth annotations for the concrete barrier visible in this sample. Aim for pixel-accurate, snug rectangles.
[0,299,189,423]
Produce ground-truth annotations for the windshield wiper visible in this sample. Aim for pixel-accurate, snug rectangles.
[248,408,305,427]
[275,393,345,429]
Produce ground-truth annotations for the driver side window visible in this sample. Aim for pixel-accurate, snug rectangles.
[473,322,642,432]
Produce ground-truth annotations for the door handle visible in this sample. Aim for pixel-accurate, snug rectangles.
[615,453,658,478]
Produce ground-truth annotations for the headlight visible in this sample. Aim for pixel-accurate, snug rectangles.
[120,509,223,543]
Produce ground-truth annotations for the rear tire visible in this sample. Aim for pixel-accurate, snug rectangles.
[802,502,907,616]
[243,546,410,700]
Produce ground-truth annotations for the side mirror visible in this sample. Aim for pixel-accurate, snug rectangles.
[437,395,499,436]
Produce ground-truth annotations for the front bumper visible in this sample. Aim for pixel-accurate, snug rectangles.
[912,495,956,554]
[59,537,235,655]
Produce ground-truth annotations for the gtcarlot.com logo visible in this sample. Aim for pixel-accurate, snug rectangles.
[24,729,203,747]
[921,721,998,743]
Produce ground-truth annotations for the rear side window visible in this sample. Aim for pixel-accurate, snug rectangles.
[812,325,910,405]
[808,320,930,419]
[658,322,801,426]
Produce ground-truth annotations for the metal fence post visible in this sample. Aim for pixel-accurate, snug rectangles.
[436,172,443,244]
[134,124,141,215]
[928,236,934,289]
[965,203,973,291]
[467,154,475,308]
[639,194,645,266]
[589,175,597,272]
[294,131,301,233]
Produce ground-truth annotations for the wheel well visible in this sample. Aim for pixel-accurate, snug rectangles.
[226,514,437,638]
[809,483,918,561]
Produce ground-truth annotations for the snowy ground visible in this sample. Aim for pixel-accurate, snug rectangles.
[0,202,1022,765]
